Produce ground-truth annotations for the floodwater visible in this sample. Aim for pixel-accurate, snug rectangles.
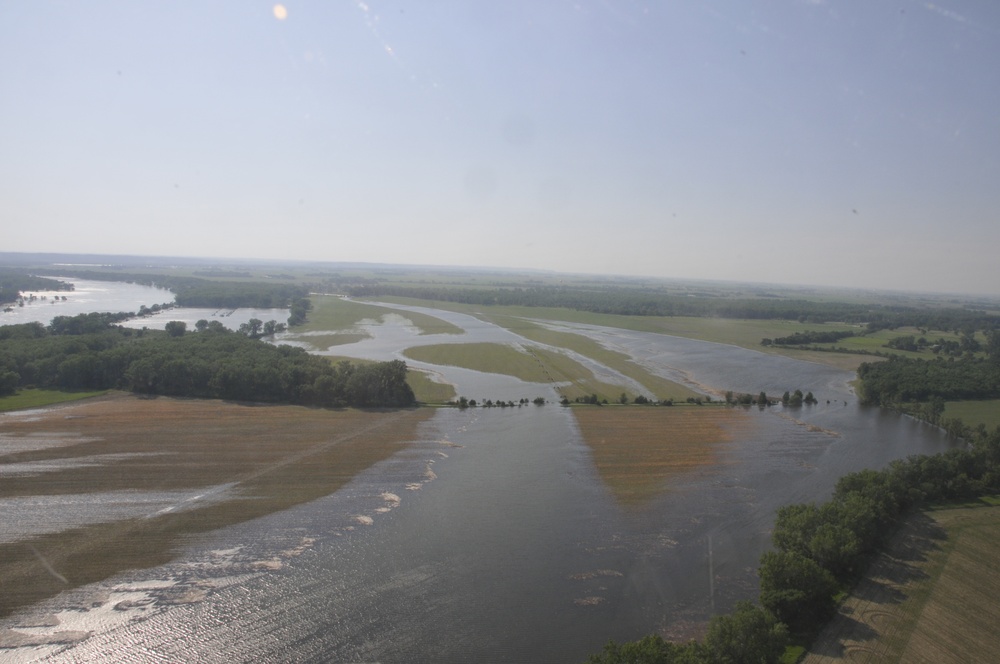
[0,279,173,326]
[0,277,288,332]
[0,300,953,663]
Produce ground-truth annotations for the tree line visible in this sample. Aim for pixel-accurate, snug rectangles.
[348,283,1000,330]
[762,330,856,346]
[0,314,413,408]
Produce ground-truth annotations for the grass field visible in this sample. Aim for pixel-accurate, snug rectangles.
[481,313,700,401]
[404,342,550,382]
[572,406,753,505]
[803,503,1000,663]
[402,342,650,403]
[369,296,880,370]
[298,294,462,336]
[0,388,108,412]
[406,368,457,403]
[942,399,1000,431]
[0,394,432,619]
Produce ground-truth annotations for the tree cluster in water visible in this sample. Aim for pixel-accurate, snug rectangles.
[724,389,817,407]
[454,396,545,408]
[0,313,414,408]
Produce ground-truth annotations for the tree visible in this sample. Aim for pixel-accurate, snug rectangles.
[239,318,264,338]
[758,550,838,634]
[586,634,701,664]
[0,370,19,396]
[703,601,788,664]
[262,319,286,336]
[788,389,803,407]
[195,319,209,332]
[165,320,187,337]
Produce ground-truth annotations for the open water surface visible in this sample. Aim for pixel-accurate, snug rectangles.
[0,277,288,332]
[0,301,953,662]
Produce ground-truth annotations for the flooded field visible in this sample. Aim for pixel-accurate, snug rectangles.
[0,299,954,663]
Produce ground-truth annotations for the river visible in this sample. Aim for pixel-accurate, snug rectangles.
[0,278,288,332]
[0,299,952,663]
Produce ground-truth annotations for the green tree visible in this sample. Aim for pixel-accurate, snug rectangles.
[238,318,264,338]
[165,320,187,337]
[758,551,838,634]
[703,601,788,664]
[0,370,19,395]
[586,634,702,664]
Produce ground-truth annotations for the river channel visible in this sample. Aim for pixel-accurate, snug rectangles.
[1,296,952,663]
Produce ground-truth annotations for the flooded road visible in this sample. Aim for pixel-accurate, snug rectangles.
[1,303,952,663]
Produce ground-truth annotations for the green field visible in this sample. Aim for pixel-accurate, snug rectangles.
[367,295,880,370]
[804,503,1000,663]
[298,294,462,336]
[480,313,699,400]
[0,389,108,412]
[406,368,457,404]
[402,342,635,402]
[943,399,1000,430]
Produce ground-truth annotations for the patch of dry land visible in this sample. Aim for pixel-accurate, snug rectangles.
[0,393,432,618]
[572,406,753,505]
[803,504,1000,663]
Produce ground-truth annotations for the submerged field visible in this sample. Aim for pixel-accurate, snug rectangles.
[0,394,432,619]
[804,503,1000,663]
[572,406,754,505]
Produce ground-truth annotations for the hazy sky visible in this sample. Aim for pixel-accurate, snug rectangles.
[3,1,999,295]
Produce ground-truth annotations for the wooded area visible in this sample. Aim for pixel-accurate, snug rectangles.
[0,314,414,408]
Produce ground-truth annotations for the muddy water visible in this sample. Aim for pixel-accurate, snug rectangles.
[1,306,953,663]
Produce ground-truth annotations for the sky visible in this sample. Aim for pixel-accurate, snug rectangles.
[2,1,999,296]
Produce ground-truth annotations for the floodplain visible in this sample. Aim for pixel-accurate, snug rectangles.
[0,393,431,619]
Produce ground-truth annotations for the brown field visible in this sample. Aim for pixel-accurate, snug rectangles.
[0,393,432,618]
[572,406,753,505]
[803,504,1000,663]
